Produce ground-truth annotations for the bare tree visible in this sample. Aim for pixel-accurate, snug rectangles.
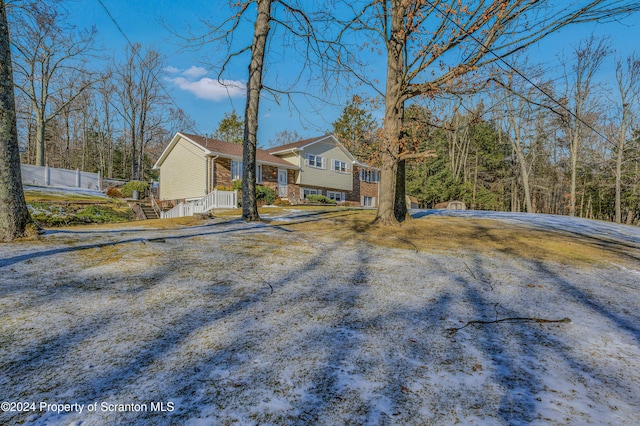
[0,0,30,241]
[10,1,97,167]
[337,0,640,224]
[560,36,611,217]
[493,66,553,213]
[268,129,303,147]
[112,44,168,180]
[95,74,117,178]
[613,54,640,223]
[241,0,273,222]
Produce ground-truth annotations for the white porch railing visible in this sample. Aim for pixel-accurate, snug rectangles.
[161,190,238,219]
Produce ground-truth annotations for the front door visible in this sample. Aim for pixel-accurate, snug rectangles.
[278,169,288,198]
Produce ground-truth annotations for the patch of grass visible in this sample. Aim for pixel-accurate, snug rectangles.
[76,205,133,223]
[79,245,126,267]
[24,190,111,203]
[25,187,135,227]
[28,202,134,227]
[281,210,626,266]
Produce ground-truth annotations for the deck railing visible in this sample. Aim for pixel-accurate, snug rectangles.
[161,189,238,219]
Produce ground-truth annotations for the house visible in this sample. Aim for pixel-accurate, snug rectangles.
[265,134,379,207]
[153,132,380,208]
[434,200,467,210]
[406,195,420,209]
[153,132,296,203]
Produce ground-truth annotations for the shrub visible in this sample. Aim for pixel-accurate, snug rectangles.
[256,185,277,205]
[306,194,337,204]
[232,180,243,191]
[27,203,134,226]
[274,197,290,206]
[106,186,122,198]
[120,181,149,198]
[76,205,134,223]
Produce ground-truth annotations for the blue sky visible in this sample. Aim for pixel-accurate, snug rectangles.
[65,1,640,145]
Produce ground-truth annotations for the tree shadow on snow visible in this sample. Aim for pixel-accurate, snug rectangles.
[2,215,639,425]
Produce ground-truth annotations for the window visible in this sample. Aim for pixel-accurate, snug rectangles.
[360,169,380,183]
[257,165,263,184]
[301,188,321,199]
[333,160,348,173]
[362,196,375,207]
[306,154,324,169]
[327,191,345,202]
[231,160,242,181]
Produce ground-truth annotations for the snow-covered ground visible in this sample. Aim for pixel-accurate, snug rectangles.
[1,210,639,425]
[23,185,109,198]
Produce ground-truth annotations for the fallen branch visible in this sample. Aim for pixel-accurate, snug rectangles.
[462,261,477,280]
[447,316,572,334]
[392,237,419,253]
[462,261,494,291]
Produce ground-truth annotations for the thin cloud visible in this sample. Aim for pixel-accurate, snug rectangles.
[182,66,208,79]
[164,66,180,74]
[168,76,246,101]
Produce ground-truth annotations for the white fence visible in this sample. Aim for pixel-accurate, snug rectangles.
[161,189,238,219]
[21,164,101,190]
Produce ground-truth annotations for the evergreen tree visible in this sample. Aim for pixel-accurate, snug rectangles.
[213,110,244,144]
[332,95,380,163]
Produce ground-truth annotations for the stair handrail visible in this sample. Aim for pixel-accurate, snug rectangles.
[160,189,237,219]
[150,192,162,218]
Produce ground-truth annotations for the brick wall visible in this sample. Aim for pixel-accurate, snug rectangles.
[215,158,232,188]
[213,158,378,207]
[344,165,379,207]
[261,165,278,190]
[214,159,285,191]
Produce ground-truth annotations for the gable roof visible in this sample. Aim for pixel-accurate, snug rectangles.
[266,134,357,163]
[153,132,298,169]
[265,134,333,154]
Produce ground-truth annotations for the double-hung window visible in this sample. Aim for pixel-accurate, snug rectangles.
[307,154,324,169]
[302,188,321,199]
[327,191,345,202]
[333,160,348,173]
[231,160,243,181]
[362,196,375,207]
[360,169,380,183]
[256,165,263,184]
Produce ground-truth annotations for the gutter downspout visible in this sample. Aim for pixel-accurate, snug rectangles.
[207,155,219,194]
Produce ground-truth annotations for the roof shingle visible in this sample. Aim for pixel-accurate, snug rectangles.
[265,134,332,154]
[180,133,296,168]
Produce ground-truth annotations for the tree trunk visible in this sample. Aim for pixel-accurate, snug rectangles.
[35,107,46,166]
[515,145,533,213]
[394,159,407,222]
[615,119,626,223]
[242,0,272,222]
[626,209,634,225]
[375,2,404,226]
[64,112,71,169]
[130,122,137,180]
[394,98,407,222]
[569,129,579,217]
[0,0,31,241]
